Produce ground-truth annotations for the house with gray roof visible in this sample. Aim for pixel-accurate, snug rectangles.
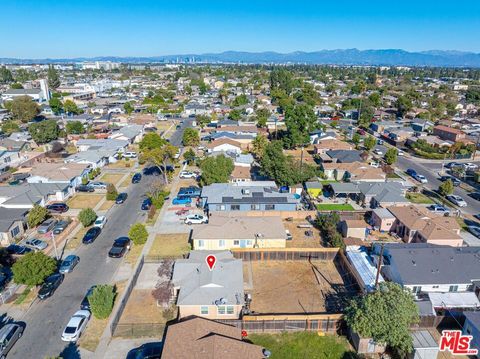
[0,183,72,209]
[108,124,144,143]
[329,182,408,208]
[201,182,299,212]
[67,138,128,168]
[0,208,27,245]
[325,150,363,163]
[172,251,244,319]
[373,243,480,295]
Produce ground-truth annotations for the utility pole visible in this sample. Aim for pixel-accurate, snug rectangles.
[374,243,384,290]
[300,145,305,173]
[441,152,447,175]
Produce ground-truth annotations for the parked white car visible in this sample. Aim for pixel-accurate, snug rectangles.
[61,310,90,342]
[93,216,107,229]
[89,181,107,190]
[184,214,208,225]
[446,194,467,207]
[463,163,478,171]
[412,173,428,184]
[373,149,383,155]
[179,171,197,179]
[123,151,137,159]
[397,150,405,156]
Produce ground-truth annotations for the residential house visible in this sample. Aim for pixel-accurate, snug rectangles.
[66,138,128,168]
[171,251,244,319]
[206,138,242,154]
[25,162,90,188]
[162,317,267,359]
[321,162,386,182]
[313,139,353,155]
[201,182,299,212]
[230,166,252,183]
[386,127,415,142]
[388,205,463,247]
[462,312,480,356]
[0,138,30,152]
[411,119,434,132]
[433,125,466,142]
[1,88,46,102]
[0,150,22,172]
[309,130,336,144]
[357,182,409,208]
[371,208,396,232]
[192,215,286,250]
[0,183,72,209]
[108,124,144,143]
[324,150,363,163]
[0,208,27,245]
[373,243,480,296]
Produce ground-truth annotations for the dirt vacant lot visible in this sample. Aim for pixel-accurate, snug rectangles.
[247,261,354,314]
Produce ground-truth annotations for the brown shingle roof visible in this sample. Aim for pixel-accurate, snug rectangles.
[162,317,265,359]
[206,138,242,149]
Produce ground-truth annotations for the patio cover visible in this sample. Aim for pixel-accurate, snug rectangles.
[428,292,480,310]
[329,182,360,194]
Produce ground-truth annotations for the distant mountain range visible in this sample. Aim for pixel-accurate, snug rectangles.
[2,49,480,67]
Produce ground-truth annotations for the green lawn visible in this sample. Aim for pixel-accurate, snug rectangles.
[249,332,358,359]
[406,192,434,204]
[317,203,355,211]
[386,172,402,179]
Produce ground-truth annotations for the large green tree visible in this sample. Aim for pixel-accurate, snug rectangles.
[27,204,49,228]
[182,128,199,146]
[284,103,318,148]
[252,134,269,160]
[63,100,82,115]
[88,285,116,319]
[0,66,14,83]
[363,136,376,151]
[128,223,148,245]
[260,141,316,186]
[255,108,270,128]
[1,120,20,135]
[66,121,85,134]
[5,96,40,123]
[199,155,234,185]
[47,65,60,89]
[384,148,398,165]
[12,252,57,286]
[142,143,178,184]
[345,282,419,353]
[139,132,166,152]
[49,97,63,115]
[438,179,454,197]
[28,119,59,144]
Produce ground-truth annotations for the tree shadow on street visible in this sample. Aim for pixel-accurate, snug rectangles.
[59,342,81,359]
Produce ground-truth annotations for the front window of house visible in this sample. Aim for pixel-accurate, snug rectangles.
[200,306,209,315]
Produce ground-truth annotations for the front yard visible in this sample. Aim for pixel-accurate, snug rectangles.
[406,192,434,204]
[148,234,191,258]
[67,194,104,209]
[99,173,125,186]
[249,332,357,359]
[317,203,355,211]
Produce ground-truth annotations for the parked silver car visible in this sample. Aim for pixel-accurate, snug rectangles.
[37,218,58,234]
[0,323,24,358]
[24,238,48,251]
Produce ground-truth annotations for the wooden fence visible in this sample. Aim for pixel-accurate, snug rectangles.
[216,313,343,334]
[231,247,339,261]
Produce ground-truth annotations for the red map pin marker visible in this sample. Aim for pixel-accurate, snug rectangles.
[206,254,216,271]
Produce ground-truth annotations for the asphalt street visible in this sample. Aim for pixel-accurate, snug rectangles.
[374,143,480,216]
[9,121,191,358]
[9,174,154,359]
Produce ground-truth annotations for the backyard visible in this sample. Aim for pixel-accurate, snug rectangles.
[246,260,355,314]
[249,332,357,359]
[317,203,355,211]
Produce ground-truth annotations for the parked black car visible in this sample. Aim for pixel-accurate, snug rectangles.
[116,193,128,204]
[439,176,461,186]
[37,273,64,300]
[80,285,96,310]
[126,342,163,359]
[108,237,131,258]
[46,202,69,213]
[76,185,95,193]
[6,244,32,256]
[132,173,142,184]
[82,227,102,244]
[143,166,161,176]
[141,198,152,210]
[470,192,480,201]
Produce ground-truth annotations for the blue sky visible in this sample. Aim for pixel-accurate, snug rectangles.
[2,0,480,58]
